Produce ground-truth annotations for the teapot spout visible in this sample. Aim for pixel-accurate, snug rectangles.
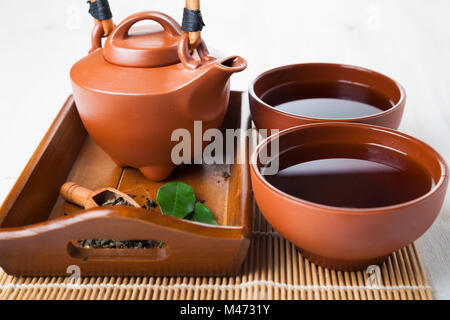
[215,56,248,75]
[181,55,247,122]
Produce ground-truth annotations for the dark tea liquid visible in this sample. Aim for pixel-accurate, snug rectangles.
[275,98,383,119]
[263,145,433,208]
[261,81,394,119]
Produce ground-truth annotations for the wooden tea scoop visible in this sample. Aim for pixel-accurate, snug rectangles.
[60,182,140,209]
[89,0,115,36]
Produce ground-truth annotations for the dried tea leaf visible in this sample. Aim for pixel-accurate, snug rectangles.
[78,239,160,249]
[101,197,131,207]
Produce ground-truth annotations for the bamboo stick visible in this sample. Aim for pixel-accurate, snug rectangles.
[381,261,393,300]
[292,245,300,300]
[407,246,427,299]
[343,271,352,300]
[386,256,401,299]
[349,271,359,300]
[401,248,421,300]
[395,250,414,299]
[391,253,408,300]
[199,277,208,300]
[152,277,162,300]
[159,277,169,300]
[167,277,176,300]
[310,263,320,300]
[285,239,293,300]
[144,277,155,300]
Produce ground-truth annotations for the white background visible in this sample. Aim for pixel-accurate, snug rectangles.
[0,0,449,299]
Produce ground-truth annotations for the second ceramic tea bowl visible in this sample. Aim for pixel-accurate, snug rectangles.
[249,63,406,131]
[250,123,448,270]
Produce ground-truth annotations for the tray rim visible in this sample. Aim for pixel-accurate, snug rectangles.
[0,96,75,225]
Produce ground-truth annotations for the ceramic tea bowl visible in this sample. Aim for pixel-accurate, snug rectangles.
[249,63,406,131]
[250,123,448,270]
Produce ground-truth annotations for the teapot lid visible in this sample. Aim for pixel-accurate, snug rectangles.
[103,12,182,68]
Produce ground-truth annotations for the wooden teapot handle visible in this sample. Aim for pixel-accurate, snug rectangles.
[90,0,115,36]
[186,0,202,49]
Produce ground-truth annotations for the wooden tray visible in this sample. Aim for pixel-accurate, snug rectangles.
[0,91,252,276]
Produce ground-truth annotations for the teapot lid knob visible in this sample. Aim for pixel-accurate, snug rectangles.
[103,12,182,68]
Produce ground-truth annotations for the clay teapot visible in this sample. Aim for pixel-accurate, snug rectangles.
[70,11,247,181]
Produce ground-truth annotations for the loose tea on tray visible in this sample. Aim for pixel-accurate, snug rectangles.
[78,239,162,249]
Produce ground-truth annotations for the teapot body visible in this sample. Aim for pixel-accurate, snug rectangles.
[70,12,246,181]
[71,58,231,181]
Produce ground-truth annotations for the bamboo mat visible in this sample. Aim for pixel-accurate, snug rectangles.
[0,203,433,300]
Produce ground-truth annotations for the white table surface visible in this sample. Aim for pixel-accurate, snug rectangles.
[0,0,448,299]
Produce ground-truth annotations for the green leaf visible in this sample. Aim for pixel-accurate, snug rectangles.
[191,202,218,225]
[156,181,196,218]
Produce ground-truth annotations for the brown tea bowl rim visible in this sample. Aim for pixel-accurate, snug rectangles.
[248,62,406,122]
[250,122,448,215]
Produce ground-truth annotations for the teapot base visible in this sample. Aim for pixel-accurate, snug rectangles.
[111,157,127,168]
[139,164,175,182]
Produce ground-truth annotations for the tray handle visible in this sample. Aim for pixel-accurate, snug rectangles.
[48,206,242,265]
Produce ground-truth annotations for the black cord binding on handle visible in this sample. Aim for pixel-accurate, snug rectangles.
[87,0,113,21]
[181,8,205,32]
